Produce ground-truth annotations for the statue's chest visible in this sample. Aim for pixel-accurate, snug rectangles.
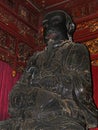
[34,46,73,97]
[36,48,63,73]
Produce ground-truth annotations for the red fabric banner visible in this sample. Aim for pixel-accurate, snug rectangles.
[90,66,98,130]
[0,61,21,120]
[92,66,98,108]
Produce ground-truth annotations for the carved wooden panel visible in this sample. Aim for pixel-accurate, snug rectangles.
[18,5,29,22]
[71,1,98,19]
[77,18,98,33]
[17,42,33,63]
[0,26,34,72]
[0,29,15,54]
[84,38,98,54]
[4,0,16,9]
[0,1,42,72]
[84,38,98,66]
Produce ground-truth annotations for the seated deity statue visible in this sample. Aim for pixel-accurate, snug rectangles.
[0,10,98,130]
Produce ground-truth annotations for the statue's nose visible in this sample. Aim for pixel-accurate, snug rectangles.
[46,29,57,39]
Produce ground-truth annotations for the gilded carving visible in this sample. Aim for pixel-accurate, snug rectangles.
[91,59,98,66]
[77,19,98,32]
[84,38,98,54]
[84,38,98,66]
[18,42,33,63]
[18,5,29,21]
[0,28,33,72]
[0,29,7,47]
[0,29,15,54]
[90,21,98,32]
[0,6,36,37]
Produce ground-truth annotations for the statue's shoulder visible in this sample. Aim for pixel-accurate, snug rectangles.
[61,41,89,56]
[72,42,88,52]
[61,41,86,50]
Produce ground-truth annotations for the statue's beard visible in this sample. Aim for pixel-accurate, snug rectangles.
[45,31,66,44]
[44,27,68,45]
[45,30,58,41]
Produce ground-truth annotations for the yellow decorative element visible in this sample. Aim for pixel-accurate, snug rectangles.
[84,38,98,66]
[12,70,16,77]
[21,9,27,17]
[84,38,98,54]
[91,59,98,66]
[90,22,98,32]
[77,19,98,32]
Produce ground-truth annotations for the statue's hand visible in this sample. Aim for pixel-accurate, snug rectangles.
[26,66,38,79]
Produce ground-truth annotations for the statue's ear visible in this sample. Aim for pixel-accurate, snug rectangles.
[66,15,75,35]
[65,15,75,41]
[42,19,49,29]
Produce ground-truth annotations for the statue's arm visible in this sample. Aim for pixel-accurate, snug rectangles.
[74,44,91,81]
[66,43,92,85]
[68,43,96,106]
[15,52,39,87]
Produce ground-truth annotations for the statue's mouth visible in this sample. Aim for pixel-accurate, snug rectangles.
[46,32,57,39]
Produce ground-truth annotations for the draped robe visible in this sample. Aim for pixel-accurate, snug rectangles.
[0,41,98,130]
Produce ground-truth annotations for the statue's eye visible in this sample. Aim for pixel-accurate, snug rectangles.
[52,20,60,25]
[51,15,62,26]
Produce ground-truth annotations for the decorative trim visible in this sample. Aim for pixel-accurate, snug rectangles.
[84,38,98,54]
[84,38,98,66]
[77,18,98,32]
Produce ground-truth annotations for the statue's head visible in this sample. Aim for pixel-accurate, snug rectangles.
[43,10,75,45]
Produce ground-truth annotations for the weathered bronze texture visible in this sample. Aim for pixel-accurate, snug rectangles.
[0,10,98,130]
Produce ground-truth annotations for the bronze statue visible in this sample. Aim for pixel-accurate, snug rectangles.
[0,10,98,130]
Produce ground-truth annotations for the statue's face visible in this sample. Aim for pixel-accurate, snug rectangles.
[43,12,68,44]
